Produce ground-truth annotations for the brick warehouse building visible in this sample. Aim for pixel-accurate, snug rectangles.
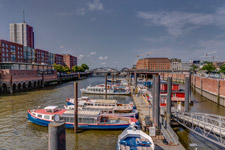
[63,54,77,69]
[0,40,24,63]
[35,49,49,64]
[0,22,78,94]
[55,54,64,65]
[136,58,171,71]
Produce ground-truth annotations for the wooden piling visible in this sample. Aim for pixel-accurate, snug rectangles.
[185,77,190,112]
[74,82,78,133]
[154,75,160,128]
[167,77,172,124]
[105,73,107,99]
[48,121,66,150]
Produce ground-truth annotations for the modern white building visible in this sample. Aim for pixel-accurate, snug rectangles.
[10,23,34,48]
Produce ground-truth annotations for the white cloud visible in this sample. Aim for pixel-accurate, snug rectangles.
[88,0,103,11]
[76,8,86,16]
[99,56,108,60]
[90,52,97,55]
[56,8,86,16]
[137,7,225,36]
[78,54,85,59]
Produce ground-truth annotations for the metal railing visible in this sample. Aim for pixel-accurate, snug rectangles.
[172,111,225,148]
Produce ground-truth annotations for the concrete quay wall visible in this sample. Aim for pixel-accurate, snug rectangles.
[161,72,225,107]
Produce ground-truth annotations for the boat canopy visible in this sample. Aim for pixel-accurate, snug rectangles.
[62,110,101,118]
[93,99,117,104]
[44,106,59,113]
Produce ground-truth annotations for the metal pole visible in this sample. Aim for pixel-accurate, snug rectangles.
[185,77,190,112]
[167,77,172,124]
[48,121,66,150]
[152,75,155,121]
[105,73,107,99]
[154,75,160,128]
[74,82,78,133]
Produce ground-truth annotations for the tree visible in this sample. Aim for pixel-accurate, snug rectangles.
[81,64,89,70]
[219,64,225,74]
[63,66,70,73]
[78,66,85,72]
[201,62,216,74]
[53,64,63,72]
[190,64,198,73]
[72,65,79,72]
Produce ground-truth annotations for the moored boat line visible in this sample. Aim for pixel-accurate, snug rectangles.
[80,84,131,95]
[65,97,138,118]
[27,106,138,130]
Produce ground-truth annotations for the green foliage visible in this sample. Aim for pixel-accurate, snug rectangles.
[63,65,71,73]
[219,64,225,74]
[81,64,89,70]
[78,66,85,72]
[190,64,198,72]
[201,62,216,74]
[72,65,87,72]
[53,64,63,72]
[72,65,79,72]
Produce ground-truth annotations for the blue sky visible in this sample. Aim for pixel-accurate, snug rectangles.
[1,0,225,69]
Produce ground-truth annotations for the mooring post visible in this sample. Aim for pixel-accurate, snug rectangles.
[134,72,137,89]
[105,73,107,99]
[112,73,114,83]
[154,75,160,128]
[48,121,66,150]
[42,72,45,88]
[189,72,192,103]
[145,74,148,87]
[152,75,156,122]
[167,77,172,124]
[74,82,78,133]
[185,77,190,112]
[217,79,220,105]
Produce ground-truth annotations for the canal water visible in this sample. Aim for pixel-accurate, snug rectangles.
[0,77,224,150]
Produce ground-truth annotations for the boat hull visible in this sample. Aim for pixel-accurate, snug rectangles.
[27,111,131,130]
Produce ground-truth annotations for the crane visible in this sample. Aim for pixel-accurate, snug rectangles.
[137,52,152,60]
[200,51,216,61]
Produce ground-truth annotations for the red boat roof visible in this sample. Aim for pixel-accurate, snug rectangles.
[33,109,66,115]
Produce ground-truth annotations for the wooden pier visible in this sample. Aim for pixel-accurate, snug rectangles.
[130,86,185,150]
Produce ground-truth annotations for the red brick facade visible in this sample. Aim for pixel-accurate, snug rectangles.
[63,54,77,69]
[0,40,24,63]
[55,54,64,65]
[35,49,49,64]
[136,58,171,71]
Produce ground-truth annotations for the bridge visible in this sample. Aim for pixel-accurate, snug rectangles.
[172,111,225,147]
[90,67,119,76]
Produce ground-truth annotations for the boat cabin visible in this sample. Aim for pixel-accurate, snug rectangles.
[61,110,100,124]
[31,106,61,121]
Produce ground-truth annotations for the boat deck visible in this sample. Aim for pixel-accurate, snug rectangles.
[120,137,152,150]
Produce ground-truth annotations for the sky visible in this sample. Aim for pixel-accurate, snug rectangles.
[1,0,225,69]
